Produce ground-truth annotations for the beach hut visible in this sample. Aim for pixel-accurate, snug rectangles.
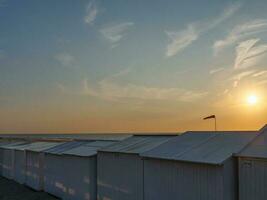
[24,142,62,191]
[43,141,87,198]
[5,142,34,184]
[141,131,258,200]
[0,140,14,176]
[237,125,267,200]
[0,141,28,179]
[61,140,116,200]
[97,135,174,200]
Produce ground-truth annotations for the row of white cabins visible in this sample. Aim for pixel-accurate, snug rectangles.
[0,125,267,200]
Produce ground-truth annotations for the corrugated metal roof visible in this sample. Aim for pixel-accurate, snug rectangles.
[0,134,132,141]
[3,142,32,150]
[238,128,267,159]
[0,141,14,147]
[0,141,29,149]
[99,135,174,154]
[44,141,86,155]
[141,131,258,165]
[23,142,62,152]
[63,141,116,157]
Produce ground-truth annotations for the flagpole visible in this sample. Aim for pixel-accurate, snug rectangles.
[203,115,217,131]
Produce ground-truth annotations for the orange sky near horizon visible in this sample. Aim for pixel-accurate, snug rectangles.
[0,1,267,134]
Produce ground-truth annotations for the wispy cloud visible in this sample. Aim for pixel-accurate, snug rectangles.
[213,19,267,53]
[100,22,134,47]
[231,70,256,81]
[83,79,208,102]
[252,70,267,77]
[252,70,267,86]
[209,67,225,75]
[231,70,255,87]
[55,53,76,68]
[234,39,267,70]
[59,69,207,102]
[165,2,241,57]
[207,2,242,30]
[165,25,198,57]
[84,0,98,25]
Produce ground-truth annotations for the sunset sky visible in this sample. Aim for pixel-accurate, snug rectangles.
[0,0,267,133]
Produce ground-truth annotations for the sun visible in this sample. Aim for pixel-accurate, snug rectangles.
[247,95,258,105]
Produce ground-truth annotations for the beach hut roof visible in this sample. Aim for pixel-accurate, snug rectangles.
[99,135,174,154]
[22,142,62,152]
[62,141,116,157]
[44,141,87,155]
[141,131,258,165]
[0,141,29,149]
[0,134,132,141]
[237,126,267,159]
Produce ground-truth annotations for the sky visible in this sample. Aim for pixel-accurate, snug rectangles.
[0,0,267,133]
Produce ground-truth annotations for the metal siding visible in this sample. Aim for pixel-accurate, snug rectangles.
[239,157,267,200]
[63,155,96,200]
[2,149,14,179]
[0,148,2,175]
[97,152,143,200]
[14,150,27,184]
[144,159,223,200]
[25,151,44,190]
[0,141,29,179]
[222,158,238,200]
[44,154,67,198]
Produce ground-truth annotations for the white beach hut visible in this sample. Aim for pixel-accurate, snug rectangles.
[97,135,174,200]
[237,125,267,200]
[61,140,116,200]
[141,131,258,200]
[0,141,29,179]
[0,140,15,176]
[24,142,62,191]
[43,141,87,198]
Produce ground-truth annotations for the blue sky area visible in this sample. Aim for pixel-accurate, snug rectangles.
[0,0,267,133]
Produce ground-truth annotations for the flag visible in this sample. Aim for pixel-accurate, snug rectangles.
[203,115,216,120]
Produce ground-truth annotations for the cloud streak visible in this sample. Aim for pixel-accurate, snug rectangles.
[234,39,267,70]
[59,68,207,103]
[165,25,198,57]
[230,70,255,88]
[209,67,225,75]
[214,19,267,53]
[252,70,267,77]
[165,2,241,57]
[84,0,98,25]
[100,22,134,47]
[55,53,76,68]
[83,79,207,102]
